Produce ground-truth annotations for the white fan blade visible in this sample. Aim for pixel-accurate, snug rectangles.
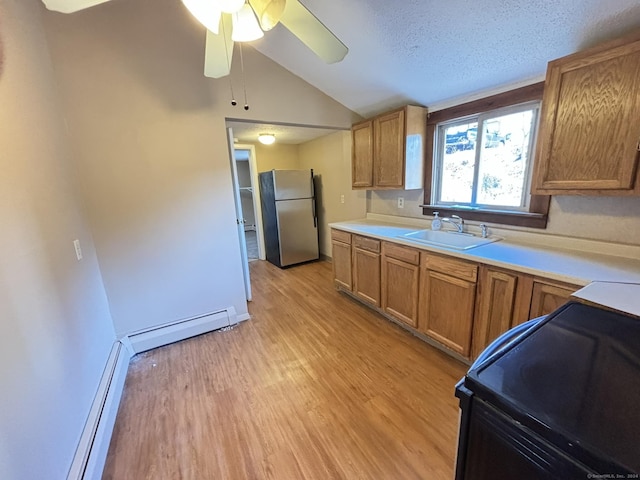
[204,16,234,78]
[41,0,113,13]
[279,0,348,64]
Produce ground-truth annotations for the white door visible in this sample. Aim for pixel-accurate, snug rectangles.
[227,128,252,301]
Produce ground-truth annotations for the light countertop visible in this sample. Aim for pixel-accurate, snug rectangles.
[329,217,640,288]
[572,282,640,318]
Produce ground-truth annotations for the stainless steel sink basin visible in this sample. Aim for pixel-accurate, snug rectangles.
[399,229,501,250]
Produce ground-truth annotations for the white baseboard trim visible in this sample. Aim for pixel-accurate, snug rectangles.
[126,307,238,354]
[68,306,248,479]
[67,341,131,480]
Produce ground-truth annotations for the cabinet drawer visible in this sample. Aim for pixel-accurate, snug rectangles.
[422,254,478,282]
[383,242,420,265]
[331,229,351,244]
[353,235,381,253]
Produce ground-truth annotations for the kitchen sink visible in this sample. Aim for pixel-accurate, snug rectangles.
[399,229,501,250]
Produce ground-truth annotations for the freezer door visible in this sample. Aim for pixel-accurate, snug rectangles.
[273,170,314,200]
[276,198,319,266]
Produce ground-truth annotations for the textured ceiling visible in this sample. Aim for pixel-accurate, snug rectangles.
[251,0,640,117]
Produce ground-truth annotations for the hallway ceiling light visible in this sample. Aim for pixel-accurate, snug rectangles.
[258,134,276,145]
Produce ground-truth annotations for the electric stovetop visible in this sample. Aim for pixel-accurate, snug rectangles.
[464,302,640,473]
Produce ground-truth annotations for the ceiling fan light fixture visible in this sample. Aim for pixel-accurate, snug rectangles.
[249,0,286,31]
[181,0,222,33]
[232,3,265,42]
[258,133,276,145]
[218,0,245,14]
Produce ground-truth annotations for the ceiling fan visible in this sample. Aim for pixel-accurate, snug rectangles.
[42,0,349,80]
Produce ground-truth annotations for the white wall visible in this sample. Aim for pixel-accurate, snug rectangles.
[0,0,115,478]
[299,131,367,256]
[41,0,359,336]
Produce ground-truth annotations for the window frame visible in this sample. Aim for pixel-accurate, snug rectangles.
[422,82,550,229]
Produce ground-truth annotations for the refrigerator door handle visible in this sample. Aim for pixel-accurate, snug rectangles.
[312,198,317,228]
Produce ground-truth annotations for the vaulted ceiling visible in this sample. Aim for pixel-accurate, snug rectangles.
[41,0,640,122]
[249,0,640,117]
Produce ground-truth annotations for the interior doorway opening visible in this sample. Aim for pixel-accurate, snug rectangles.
[233,145,264,261]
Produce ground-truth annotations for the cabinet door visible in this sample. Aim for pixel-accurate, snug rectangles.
[353,248,381,306]
[532,33,640,195]
[420,270,476,358]
[382,257,420,327]
[331,240,352,290]
[352,120,374,188]
[373,109,405,188]
[472,268,519,360]
[529,280,577,318]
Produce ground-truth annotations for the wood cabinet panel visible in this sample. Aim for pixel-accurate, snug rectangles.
[331,229,351,244]
[353,245,381,307]
[351,105,427,190]
[382,242,420,265]
[382,255,420,328]
[374,110,405,188]
[420,269,476,358]
[352,121,374,188]
[529,280,578,318]
[472,268,519,360]
[423,254,478,283]
[353,235,381,253]
[331,240,352,291]
[532,31,640,195]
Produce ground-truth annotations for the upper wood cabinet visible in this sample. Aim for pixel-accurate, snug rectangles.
[351,105,427,190]
[532,31,640,195]
[351,121,374,188]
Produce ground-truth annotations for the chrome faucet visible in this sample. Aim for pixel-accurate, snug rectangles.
[442,215,464,233]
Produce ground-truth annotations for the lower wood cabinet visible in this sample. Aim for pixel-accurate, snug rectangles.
[419,254,478,359]
[330,229,583,363]
[471,267,533,359]
[529,278,578,319]
[472,267,579,360]
[381,242,420,327]
[352,235,381,307]
[331,230,352,290]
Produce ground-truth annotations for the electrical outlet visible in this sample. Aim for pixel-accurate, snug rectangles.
[397,197,404,208]
[73,239,83,261]
[340,194,345,204]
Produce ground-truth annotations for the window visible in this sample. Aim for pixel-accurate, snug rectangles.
[434,102,540,211]
[422,83,550,228]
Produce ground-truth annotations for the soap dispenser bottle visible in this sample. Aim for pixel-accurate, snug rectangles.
[431,212,442,231]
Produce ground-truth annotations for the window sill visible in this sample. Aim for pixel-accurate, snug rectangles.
[420,205,548,229]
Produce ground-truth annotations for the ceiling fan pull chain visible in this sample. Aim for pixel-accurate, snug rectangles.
[239,42,249,110]
[219,18,237,106]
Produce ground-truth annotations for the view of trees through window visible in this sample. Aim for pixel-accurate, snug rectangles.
[435,103,539,210]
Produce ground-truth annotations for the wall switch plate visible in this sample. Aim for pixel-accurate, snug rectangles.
[397,197,404,208]
[73,239,83,260]
[340,194,345,204]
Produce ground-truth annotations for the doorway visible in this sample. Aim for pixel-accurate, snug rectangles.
[233,144,265,261]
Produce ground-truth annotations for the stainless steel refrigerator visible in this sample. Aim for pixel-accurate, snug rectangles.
[259,169,319,268]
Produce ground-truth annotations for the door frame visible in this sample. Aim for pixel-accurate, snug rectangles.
[226,129,252,301]
[234,143,265,260]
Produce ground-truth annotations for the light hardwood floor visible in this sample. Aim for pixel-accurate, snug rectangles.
[103,260,467,479]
